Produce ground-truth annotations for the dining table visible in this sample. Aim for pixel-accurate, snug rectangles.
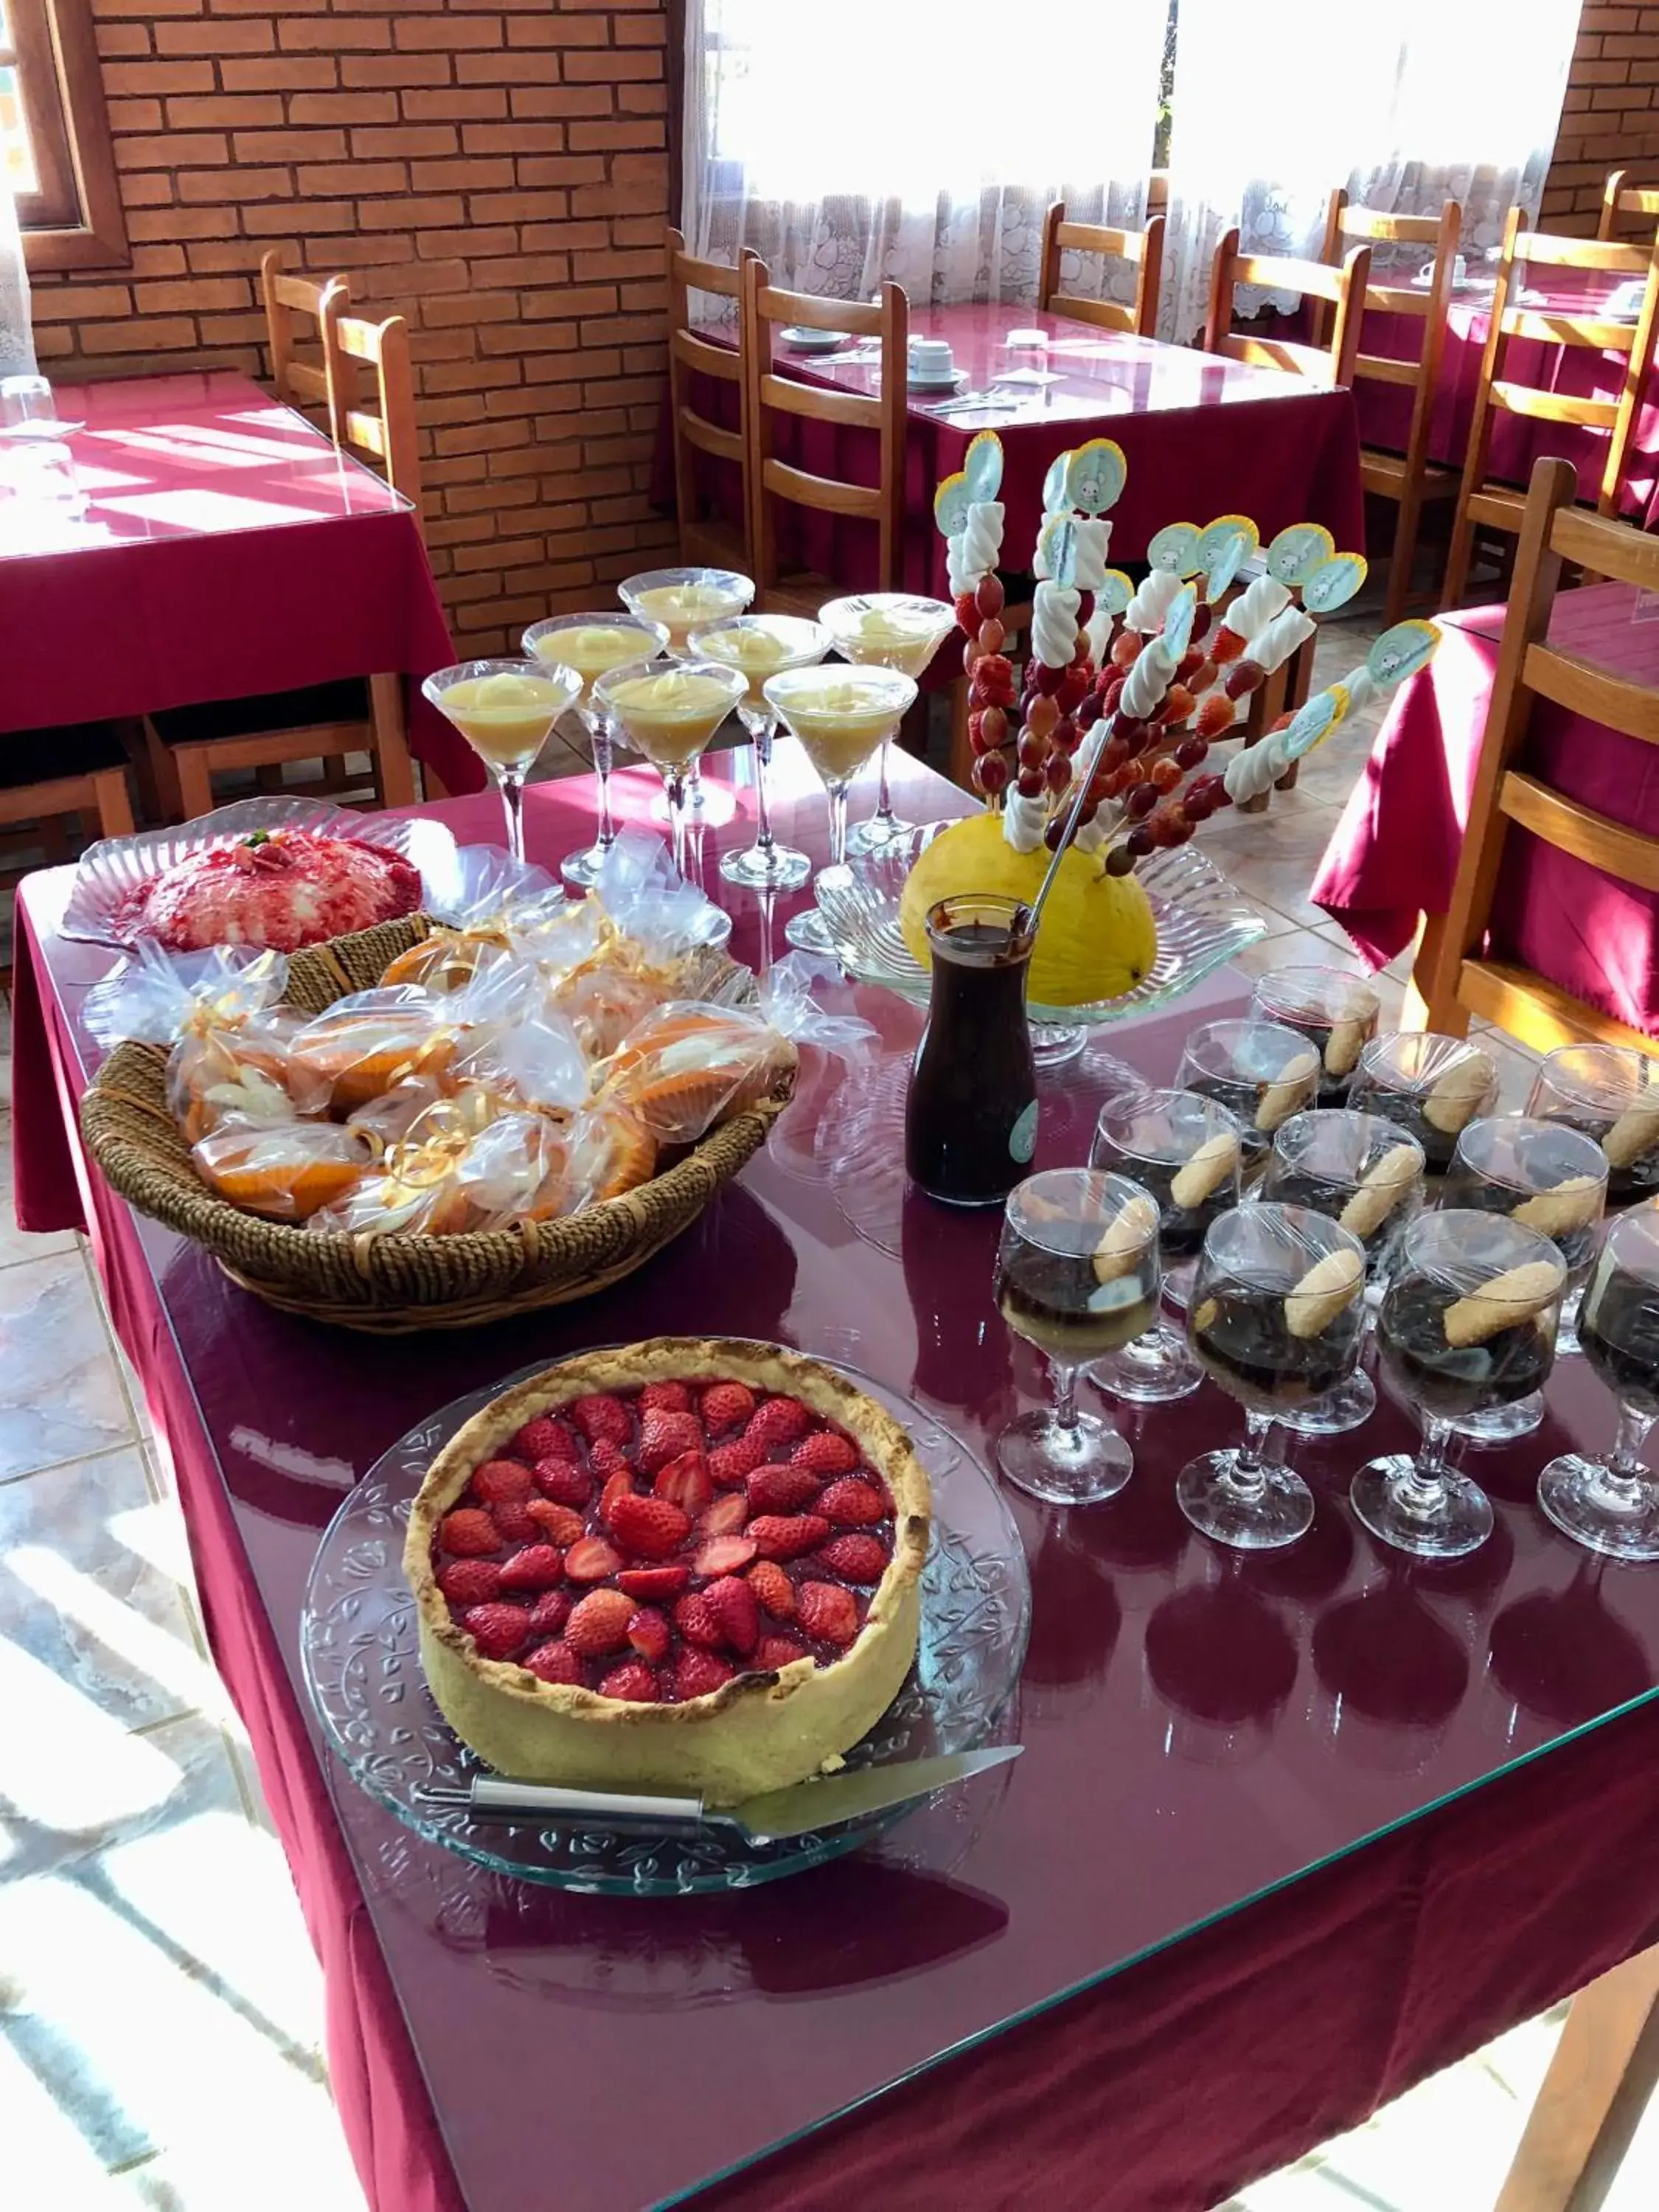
[1354,262,1659,524]
[1312,578,1659,1040]
[0,369,478,795]
[661,302,1368,602]
[13,744,1659,2211]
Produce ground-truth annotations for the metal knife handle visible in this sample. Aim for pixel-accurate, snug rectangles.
[463,1776,714,1827]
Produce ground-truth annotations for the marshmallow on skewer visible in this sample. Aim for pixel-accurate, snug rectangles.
[946,499,1005,595]
[1122,633,1180,721]
[1245,605,1317,677]
[1071,518,1110,592]
[1124,569,1185,633]
[1031,581,1082,669]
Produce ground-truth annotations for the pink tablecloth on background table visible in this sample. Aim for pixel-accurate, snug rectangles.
[0,371,479,794]
[1355,268,1659,525]
[1312,580,1659,1036]
[661,303,1366,599]
[14,754,1659,2210]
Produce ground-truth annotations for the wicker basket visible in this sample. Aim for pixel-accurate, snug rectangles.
[80,914,795,1333]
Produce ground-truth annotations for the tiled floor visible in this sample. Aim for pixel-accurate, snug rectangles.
[4,600,1659,2210]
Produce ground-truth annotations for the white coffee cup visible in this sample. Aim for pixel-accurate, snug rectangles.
[1419,254,1468,288]
[909,338,955,381]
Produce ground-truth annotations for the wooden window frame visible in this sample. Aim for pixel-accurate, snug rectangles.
[6,0,128,271]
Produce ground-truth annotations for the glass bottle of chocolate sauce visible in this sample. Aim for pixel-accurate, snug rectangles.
[905,893,1039,1206]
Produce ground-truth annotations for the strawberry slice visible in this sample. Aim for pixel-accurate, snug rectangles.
[564,1535,622,1583]
[654,1449,713,1514]
[694,1534,758,1578]
[616,1564,691,1601]
[599,1470,636,1526]
[625,1606,671,1664]
[697,1492,750,1537]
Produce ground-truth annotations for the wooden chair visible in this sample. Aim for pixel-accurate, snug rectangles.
[1038,200,1165,339]
[0,724,134,973]
[260,247,345,420]
[1440,208,1659,611]
[148,301,422,823]
[1203,230,1372,389]
[665,228,754,571]
[1321,190,1464,627]
[1598,169,1659,243]
[740,261,908,608]
[1415,455,1659,1050]
[1494,1944,1659,2212]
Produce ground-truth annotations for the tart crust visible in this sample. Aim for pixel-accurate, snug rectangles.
[405,1338,932,1806]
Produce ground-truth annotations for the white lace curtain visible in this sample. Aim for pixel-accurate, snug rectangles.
[1,186,35,376]
[1161,0,1580,344]
[681,0,1167,309]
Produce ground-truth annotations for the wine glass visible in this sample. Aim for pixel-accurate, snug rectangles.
[521,612,669,886]
[1346,1030,1498,1173]
[1444,1114,1608,1414]
[763,663,918,954]
[1353,1211,1566,1559]
[992,1166,1161,1505]
[1182,1203,1366,1550]
[1527,1043,1659,1206]
[686,613,829,891]
[1089,1086,1245,1401]
[1538,1200,1659,1561]
[1262,1109,1427,1435]
[421,658,581,864]
[818,593,954,852]
[594,658,746,880]
[1175,1018,1322,1177]
[1249,965,1382,1106]
[620,566,754,831]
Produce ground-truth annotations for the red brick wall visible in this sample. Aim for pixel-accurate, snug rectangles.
[1544,2,1659,230]
[28,0,677,658]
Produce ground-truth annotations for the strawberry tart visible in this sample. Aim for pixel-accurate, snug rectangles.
[404,1339,931,1805]
[133,830,422,953]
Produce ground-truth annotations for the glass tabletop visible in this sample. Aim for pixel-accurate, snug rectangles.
[0,369,409,560]
[22,743,1659,2212]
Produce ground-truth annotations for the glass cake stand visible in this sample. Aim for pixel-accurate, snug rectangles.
[301,1349,1032,1896]
[814,824,1267,1067]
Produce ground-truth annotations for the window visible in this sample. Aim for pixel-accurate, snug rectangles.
[1,0,127,269]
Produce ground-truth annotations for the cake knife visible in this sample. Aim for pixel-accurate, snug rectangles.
[419,1745,1021,1843]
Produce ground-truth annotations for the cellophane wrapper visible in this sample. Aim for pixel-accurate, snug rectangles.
[191,1120,374,1221]
[287,985,460,1111]
[379,846,566,994]
[307,1096,573,1236]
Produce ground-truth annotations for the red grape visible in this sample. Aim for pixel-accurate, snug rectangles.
[975,574,1004,619]
[1148,757,1183,793]
[1174,737,1208,771]
[1043,751,1071,794]
[1032,662,1065,697]
[1191,600,1214,643]
[980,704,1008,748]
[1043,816,1066,852]
[1124,782,1158,819]
[1126,824,1155,858]
[1105,843,1138,877]
[1018,731,1047,771]
[1016,769,1044,799]
[975,751,1009,796]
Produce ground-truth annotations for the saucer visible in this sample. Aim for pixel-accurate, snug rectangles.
[908,368,965,393]
[782,326,849,352]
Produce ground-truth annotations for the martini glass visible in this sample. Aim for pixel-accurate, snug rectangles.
[594,657,746,880]
[421,658,580,864]
[763,663,919,955]
[687,613,829,891]
[818,593,953,853]
[621,566,754,832]
[521,612,669,886]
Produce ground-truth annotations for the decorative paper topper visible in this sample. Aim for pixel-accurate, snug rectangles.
[1197,515,1259,574]
[933,471,971,540]
[1198,527,1253,599]
[1146,522,1202,577]
[1367,619,1439,687]
[1281,684,1349,762]
[1065,438,1127,516]
[1162,582,1197,661]
[963,429,1004,504]
[1095,569,1135,618]
[1041,448,1073,517]
[1302,553,1368,616]
[1266,522,1336,588]
[1036,512,1078,587]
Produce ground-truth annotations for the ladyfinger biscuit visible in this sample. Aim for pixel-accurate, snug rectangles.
[1441,1259,1561,1349]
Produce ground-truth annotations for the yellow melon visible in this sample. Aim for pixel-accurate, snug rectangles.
[899,812,1158,1008]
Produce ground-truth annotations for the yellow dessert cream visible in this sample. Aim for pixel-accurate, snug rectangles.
[838,601,953,678]
[533,624,652,689]
[602,666,742,765]
[437,671,572,769]
[629,579,751,648]
[764,667,915,785]
[689,616,826,702]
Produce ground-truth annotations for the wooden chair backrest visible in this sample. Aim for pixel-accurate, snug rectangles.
[1038,200,1164,338]
[1321,189,1461,468]
[1203,229,1371,388]
[321,302,424,533]
[1465,204,1659,514]
[664,226,753,551]
[261,246,346,414]
[1599,168,1659,241]
[1419,453,1659,1052]
[740,262,908,592]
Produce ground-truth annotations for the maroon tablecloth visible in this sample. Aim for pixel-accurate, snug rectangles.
[0,370,479,794]
[659,303,1366,597]
[1355,268,1659,525]
[14,753,1659,2211]
[1312,581,1659,1037]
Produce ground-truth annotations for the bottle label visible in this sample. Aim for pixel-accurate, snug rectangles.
[1009,1100,1040,1164]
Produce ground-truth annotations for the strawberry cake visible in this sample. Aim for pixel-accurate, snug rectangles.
[404,1339,931,1805]
[133,830,422,953]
